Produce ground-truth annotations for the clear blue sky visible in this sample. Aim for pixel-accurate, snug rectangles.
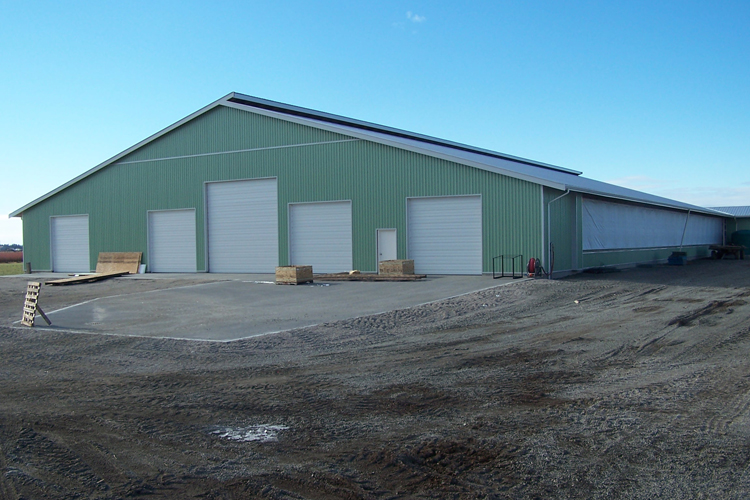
[2,1,749,244]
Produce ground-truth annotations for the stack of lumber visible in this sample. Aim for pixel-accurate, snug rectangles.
[276,266,314,285]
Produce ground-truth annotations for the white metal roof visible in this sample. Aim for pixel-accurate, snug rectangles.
[10,92,728,218]
[709,206,750,217]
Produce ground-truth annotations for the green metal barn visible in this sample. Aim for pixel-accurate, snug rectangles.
[10,93,729,276]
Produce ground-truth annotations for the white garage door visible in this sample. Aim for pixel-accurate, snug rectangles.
[207,178,278,272]
[148,209,197,272]
[289,201,352,273]
[50,215,90,272]
[408,196,482,275]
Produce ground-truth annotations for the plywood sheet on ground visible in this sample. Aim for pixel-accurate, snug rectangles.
[46,271,128,286]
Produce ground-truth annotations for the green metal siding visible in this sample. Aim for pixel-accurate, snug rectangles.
[21,105,544,273]
[23,105,541,271]
[119,106,353,163]
[544,187,578,272]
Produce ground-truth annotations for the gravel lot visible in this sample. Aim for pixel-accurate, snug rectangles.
[1,259,749,498]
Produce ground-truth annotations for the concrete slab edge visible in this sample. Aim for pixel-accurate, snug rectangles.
[6,278,532,343]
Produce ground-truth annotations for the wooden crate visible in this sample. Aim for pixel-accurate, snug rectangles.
[275,265,313,285]
[378,259,415,275]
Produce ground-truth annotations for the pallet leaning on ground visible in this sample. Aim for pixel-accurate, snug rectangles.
[21,282,51,326]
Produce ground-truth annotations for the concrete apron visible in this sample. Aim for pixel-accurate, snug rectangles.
[28,275,522,342]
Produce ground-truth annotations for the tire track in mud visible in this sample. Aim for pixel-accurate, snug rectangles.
[0,423,109,497]
[668,298,747,327]
[1,262,750,498]
[702,385,750,436]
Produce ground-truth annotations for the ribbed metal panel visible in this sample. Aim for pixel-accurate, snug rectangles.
[710,206,750,217]
[206,179,278,272]
[289,201,352,273]
[148,209,197,272]
[544,187,577,272]
[20,108,543,273]
[50,215,90,272]
[120,107,352,163]
[408,196,482,274]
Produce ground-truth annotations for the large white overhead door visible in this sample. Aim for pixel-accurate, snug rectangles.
[289,201,352,273]
[207,178,278,273]
[148,209,197,272]
[50,215,90,272]
[408,196,482,275]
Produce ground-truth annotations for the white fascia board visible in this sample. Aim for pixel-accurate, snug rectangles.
[220,101,567,191]
[9,94,235,218]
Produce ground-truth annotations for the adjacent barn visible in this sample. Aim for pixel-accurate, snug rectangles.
[711,206,750,233]
[10,93,728,275]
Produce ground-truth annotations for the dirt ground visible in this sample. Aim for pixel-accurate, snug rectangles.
[1,259,750,499]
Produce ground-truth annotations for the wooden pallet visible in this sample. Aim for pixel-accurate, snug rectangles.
[21,282,51,326]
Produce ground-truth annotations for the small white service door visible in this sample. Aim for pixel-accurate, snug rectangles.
[377,229,397,264]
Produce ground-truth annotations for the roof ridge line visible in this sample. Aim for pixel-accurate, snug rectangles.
[227,93,582,176]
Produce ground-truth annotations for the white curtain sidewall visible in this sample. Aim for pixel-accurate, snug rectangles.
[582,198,722,251]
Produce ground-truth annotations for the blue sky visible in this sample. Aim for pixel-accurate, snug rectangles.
[2,1,749,244]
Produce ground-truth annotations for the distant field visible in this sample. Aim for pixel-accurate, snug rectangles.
[0,262,23,275]
[0,251,23,263]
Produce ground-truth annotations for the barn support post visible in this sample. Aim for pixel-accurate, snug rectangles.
[546,190,571,278]
[679,210,691,251]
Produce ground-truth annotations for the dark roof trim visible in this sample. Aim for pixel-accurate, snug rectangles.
[228,93,583,176]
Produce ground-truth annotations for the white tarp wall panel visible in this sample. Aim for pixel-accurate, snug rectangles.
[50,215,90,272]
[683,214,724,246]
[407,195,482,275]
[289,201,352,273]
[148,209,197,272]
[207,178,278,272]
[582,198,722,251]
